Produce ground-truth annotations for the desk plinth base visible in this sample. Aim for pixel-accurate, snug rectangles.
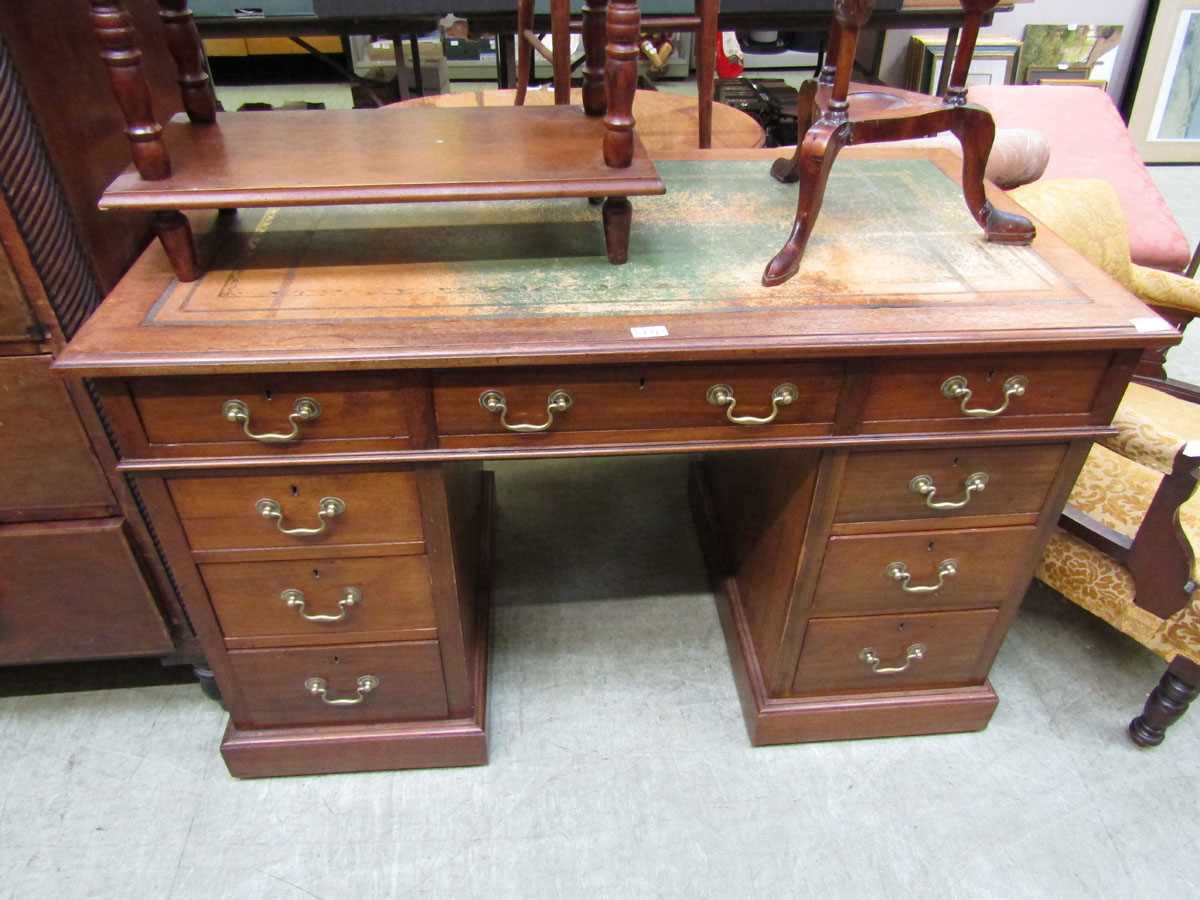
[221,472,494,779]
[690,461,998,746]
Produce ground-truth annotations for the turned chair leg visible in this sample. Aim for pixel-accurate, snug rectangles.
[155,210,201,281]
[602,196,633,264]
[515,0,533,105]
[763,124,847,287]
[156,1,218,123]
[949,106,1036,244]
[771,79,819,184]
[695,0,718,147]
[1130,657,1200,747]
[582,0,610,115]
[603,0,640,167]
[550,0,572,105]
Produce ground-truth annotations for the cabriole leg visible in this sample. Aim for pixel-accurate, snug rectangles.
[602,196,632,264]
[771,79,819,183]
[950,105,1036,244]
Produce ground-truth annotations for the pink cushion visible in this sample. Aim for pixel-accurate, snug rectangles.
[969,85,1192,272]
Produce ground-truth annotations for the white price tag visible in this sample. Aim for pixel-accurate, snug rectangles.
[1131,316,1173,333]
[630,325,669,338]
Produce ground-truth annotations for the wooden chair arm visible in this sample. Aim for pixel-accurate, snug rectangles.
[1063,442,1200,620]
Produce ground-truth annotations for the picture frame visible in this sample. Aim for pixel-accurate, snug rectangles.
[905,33,1022,94]
[1025,63,1094,84]
[1019,24,1124,85]
[1128,0,1200,163]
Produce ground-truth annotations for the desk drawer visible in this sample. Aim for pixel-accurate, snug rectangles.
[228,640,448,727]
[168,471,423,553]
[813,525,1040,616]
[835,443,1067,526]
[130,374,411,455]
[860,353,1109,433]
[201,555,437,648]
[433,362,841,446]
[792,609,999,694]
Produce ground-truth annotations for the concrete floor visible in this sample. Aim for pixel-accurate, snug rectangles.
[1,79,1197,899]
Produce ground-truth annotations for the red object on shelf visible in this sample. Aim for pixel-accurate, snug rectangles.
[715,31,743,79]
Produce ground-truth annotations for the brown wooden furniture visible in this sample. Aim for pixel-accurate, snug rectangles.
[514,0,719,148]
[88,0,661,280]
[56,148,1176,777]
[394,87,764,152]
[0,2,196,673]
[764,0,1035,287]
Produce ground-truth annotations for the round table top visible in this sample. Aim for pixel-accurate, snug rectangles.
[388,87,766,153]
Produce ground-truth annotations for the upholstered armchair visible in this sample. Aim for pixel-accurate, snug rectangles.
[1010,178,1200,379]
[1011,178,1200,745]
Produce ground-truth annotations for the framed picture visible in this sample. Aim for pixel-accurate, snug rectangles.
[1025,64,1094,84]
[1019,25,1124,85]
[905,33,1022,94]
[1128,0,1200,162]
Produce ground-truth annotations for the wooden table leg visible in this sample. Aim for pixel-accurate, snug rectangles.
[155,211,201,282]
[695,0,718,148]
[582,0,610,116]
[156,1,217,123]
[602,197,632,264]
[88,0,171,180]
[603,0,640,167]
[551,0,572,106]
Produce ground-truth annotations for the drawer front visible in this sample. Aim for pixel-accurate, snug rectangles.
[792,609,1000,694]
[169,471,423,552]
[130,374,411,455]
[835,443,1068,525]
[860,353,1109,432]
[433,362,842,445]
[201,555,437,648]
[228,640,448,727]
[813,525,1040,616]
[0,518,172,665]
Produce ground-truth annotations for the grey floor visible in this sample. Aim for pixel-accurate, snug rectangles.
[1,79,1197,900]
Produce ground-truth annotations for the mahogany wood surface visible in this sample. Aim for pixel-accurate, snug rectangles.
[168,470,423,552]
[833,443,1068,525]
[226,640,448,728]
[100,107,665,211]
[0,241,39,349]
[791,607,1000,694]
[0,518,173,665]
[0,356,115,520]
[199,554,437,649]
[57,151,1177,380]
[398,88,764,152]
[812,525,1040,616]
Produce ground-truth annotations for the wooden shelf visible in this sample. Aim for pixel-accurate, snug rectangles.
[99,106,665,211]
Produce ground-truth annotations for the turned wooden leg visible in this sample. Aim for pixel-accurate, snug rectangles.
[550,0,572,105]
[515,0,533,105]
[155,210,201,281]
[604,0,640,167]
[771,79,819,184]
[582,0,610,116]
[156,1,217,123]
[763,123,846,287]
[602,196,632,264]
[950,105,1036,245]
[1130,657,1200,747]
[89,1,171,180]
[695,0,718,147]
[194,665,223,704]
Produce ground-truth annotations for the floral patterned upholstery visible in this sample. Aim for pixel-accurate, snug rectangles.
[1036,383,1200,664]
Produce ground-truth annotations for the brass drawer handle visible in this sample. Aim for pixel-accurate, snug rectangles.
[885,559,958,594]
[479,389,573,433]
[281,586,360,623]
[222,397,321,443]
[256,496,346,536]
[706,382,798,426]
[304,674,378,706]
[909,472,988,510]
[859,643,926,675]
[941,375,1028,418]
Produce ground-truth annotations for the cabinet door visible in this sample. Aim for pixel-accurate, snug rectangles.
[0,355,114,519]
[0,518,173,664]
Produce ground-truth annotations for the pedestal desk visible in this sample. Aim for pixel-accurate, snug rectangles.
[56,150,1177,778]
